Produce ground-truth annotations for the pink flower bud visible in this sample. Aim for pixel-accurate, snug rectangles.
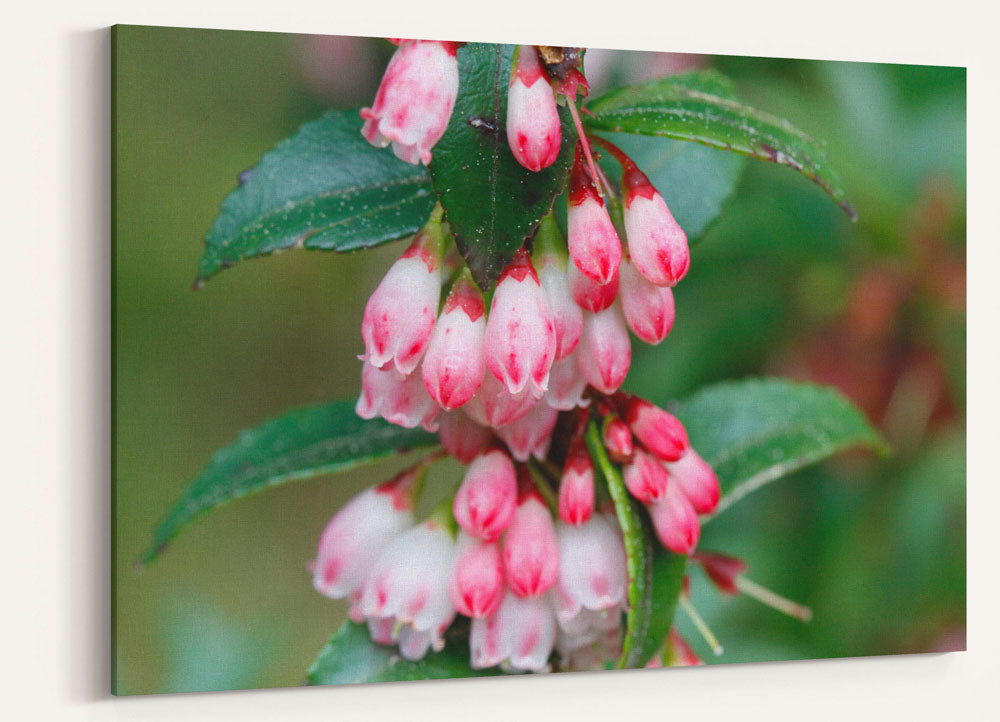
[602,415,633,463]
[453,449,517,542]
[503,479,560,598]
[356,361,440,431]
[544,350,590,411]
[470,592,556,671]
[619,257,676,344]
[450,533,505,618]
[506,46,561,172]
[312,470,417,599]
[553,516,627,624]
[536,250,583,360]
[463,370,538,428]
[648,481,700,555]
[360,520,456,640]
[559,439,595,525]
[421,276,487,410]
[622,449,669,503]
[361,40,459,166]
[621,161,689,286]
[361,233,441,376]
[567,146,622,285]
[496,401,558,462]
[578,303,631,395]
[666,448,721,514]
[568,254,619,312]
[484,249,557,397]
[438,412,492,463]
[692,550,747,595]
[623,397,689,462]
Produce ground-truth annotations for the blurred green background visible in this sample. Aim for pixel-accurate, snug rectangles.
[112,26,966,694]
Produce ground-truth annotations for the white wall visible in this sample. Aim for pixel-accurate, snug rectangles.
[3,1,996,719]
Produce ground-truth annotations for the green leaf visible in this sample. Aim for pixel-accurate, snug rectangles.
[430,43,577,290]
[307,621,500,685]
[141,401,438,564]
[672,378,888,521]
[584,70,857,220]
[196,110,436,285]
[585,422,685,669]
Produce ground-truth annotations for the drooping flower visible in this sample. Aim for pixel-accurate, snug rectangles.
[470,591,557,671]
[552,516,627,624]
[506,45,561,172]
[356,361,441,431]
[483,248,557,398]
[647,480,700,555]
[578,303,631,395]
[360,225,442,376]
[438,411,492,463]
[568,253,619,312]
[621,159,689,287]
[503,473,559,598]
[602,415,633,463]
[666,448,721,514]
[535,240,583,360]
[361,40,460,166]
[567,145,621,285]
[421,274,487,410]
[544,350,590,411]
[450,533,505,619]
[453,449,518,542]
[311,467,419,599]
[558,438,595,526]
[496,401,559,462]
[463,369,538,428]
[622,449,669,504]
[621,395,689,462]
[619,256,676,344]
[359,519,457,659]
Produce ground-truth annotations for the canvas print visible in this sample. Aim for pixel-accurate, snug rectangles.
[111,25,966,694]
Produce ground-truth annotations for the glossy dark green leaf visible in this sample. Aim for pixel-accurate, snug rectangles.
[672,378,888,520]
[141,401,438,564]
[584,70,857,220]
[306,621,499,685]
[196,110,436,285]
[585,422,683,669]
[429,43,577,290]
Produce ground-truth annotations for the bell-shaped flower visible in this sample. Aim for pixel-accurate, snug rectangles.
[558,439,595,526]
[361,40,460,166]
[312,468,419,599]
[544,350,590,411]
[647,480,700,555]
[503,475,559,598]
[463,370,538,428]
[535,244,582,360]
[578,303,631,395]
[602,414,633,463]
[567,145,621,285]
[619,257,676,344]
[356,361,440,431]
[568,254,619,312]
[622,396,689,462]
[453,449,518,542]
[621,160,689,286]
[622,449,669,504]
[360,227,442,375]
[557,616,622,671]
[359,519,457,655]
[484,249,557,398]
[665,448,720,514]
[438,411,492,463]
[450,533,505,618]
[553,516,627,625]
[470,592,556,672]
[421,274,487,410]
[496,401,558,462]
[506,45,561,172]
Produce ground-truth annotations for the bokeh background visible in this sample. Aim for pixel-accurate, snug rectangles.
[112,26,966,694]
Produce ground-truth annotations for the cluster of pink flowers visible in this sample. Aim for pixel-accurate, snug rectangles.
[312,40,722,671]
